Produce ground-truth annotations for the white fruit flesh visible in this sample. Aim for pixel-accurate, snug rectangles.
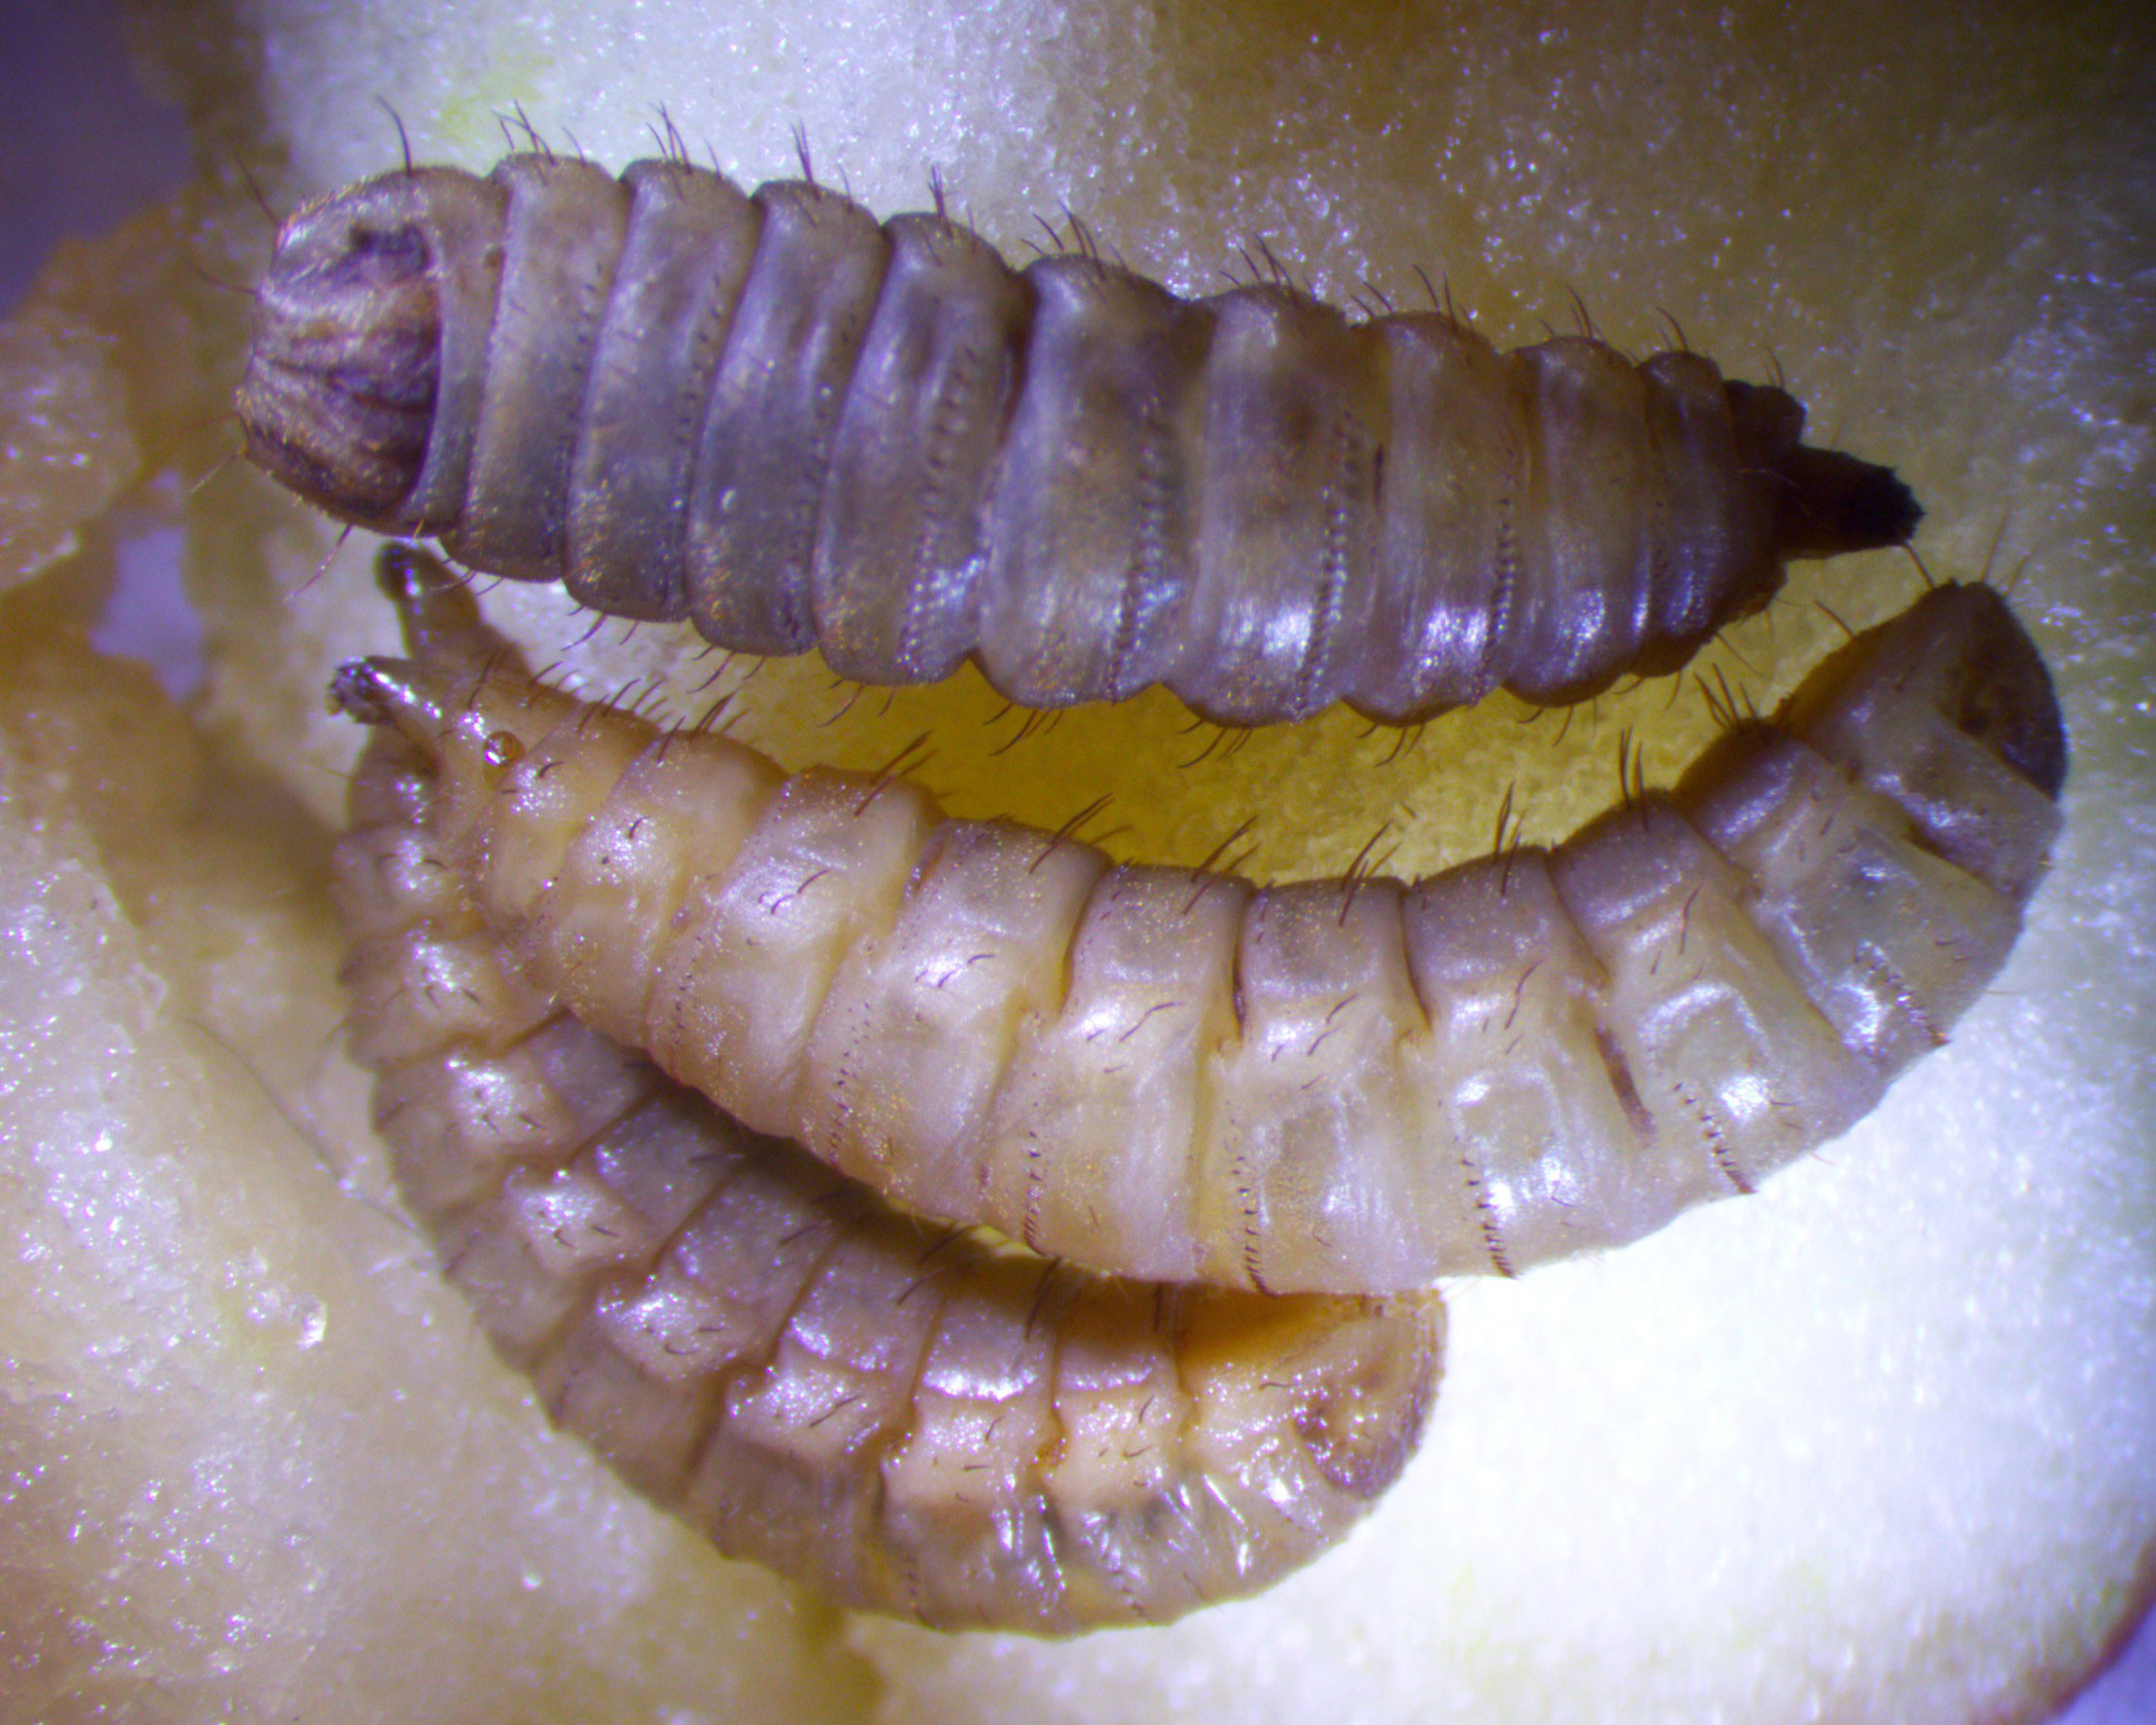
[1,1,2150,1720]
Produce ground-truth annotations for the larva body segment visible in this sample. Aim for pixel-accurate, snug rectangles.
[334,549,2063,1295]
[336,725,1443,1635]
[246,149,1922,725]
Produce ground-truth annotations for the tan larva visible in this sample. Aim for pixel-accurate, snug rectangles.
[334,547,2064,1296]
[241,146,1921,726]
[334,723,1441,1635]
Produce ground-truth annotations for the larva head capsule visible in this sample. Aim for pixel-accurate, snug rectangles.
[238,169,504,534]
[1780,581,2066,900]
[329,546,581,844]
[238,186,438,525]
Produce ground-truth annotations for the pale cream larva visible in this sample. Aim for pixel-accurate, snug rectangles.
[333,547,2065,1295]
[241,148,1921,725]
[334,722,1441,1635]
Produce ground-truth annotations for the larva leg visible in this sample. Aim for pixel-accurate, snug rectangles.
[246,151,1923,726]
[333,728,1442,1635]
[334,548,2062,1295]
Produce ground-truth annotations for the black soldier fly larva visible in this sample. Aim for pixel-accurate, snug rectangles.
[333,547,2064,1297]
[241,146,1921,725]
[333,692,1441,1635]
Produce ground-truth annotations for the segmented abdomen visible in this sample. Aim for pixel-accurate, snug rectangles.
[334,550,2063,1296]
[244,150,1920,724]
[335,724,1441,1634]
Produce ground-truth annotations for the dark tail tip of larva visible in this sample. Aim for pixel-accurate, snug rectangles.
[234,184,442,528]
[1773,445,1923,559]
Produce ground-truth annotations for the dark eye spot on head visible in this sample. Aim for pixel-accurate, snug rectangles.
[314,219,432,297]
[1951,595,2068,798]
[1956,685,2005,747]
[349,219,430,270]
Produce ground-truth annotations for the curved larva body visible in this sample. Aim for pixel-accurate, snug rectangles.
[244,150,1920,725]
[335,550,2063,1295]
[334,727,1441,1635]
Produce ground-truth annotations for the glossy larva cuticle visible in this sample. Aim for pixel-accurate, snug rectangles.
[333,547,2064,1296]
[335,723,1442,1634]
[245,147,1923,726]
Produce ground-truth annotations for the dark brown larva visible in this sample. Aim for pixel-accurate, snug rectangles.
[336,547,2064,1296]
[243,149,1920,725]
[334,717,1441,1635]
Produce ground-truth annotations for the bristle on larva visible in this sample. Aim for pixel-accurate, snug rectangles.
[333,718,1441,1634]
[333,546,2062,1295]
[246,149,1921,726]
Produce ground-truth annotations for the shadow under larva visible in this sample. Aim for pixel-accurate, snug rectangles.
[336,546,2064,1297]
[335,717,1440,1636]
[240,146,1920,727]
